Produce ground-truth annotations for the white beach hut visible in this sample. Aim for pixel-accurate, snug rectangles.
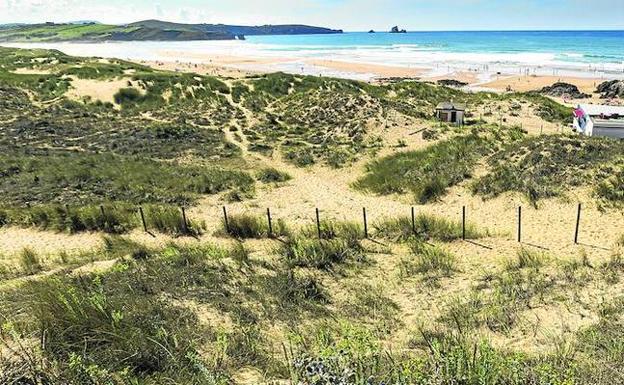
[435,101,465,125]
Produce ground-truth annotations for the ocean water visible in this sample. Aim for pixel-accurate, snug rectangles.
[245,31,624,74]
[4,30,624,80]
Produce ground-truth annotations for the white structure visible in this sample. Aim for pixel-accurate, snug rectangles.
[573,104,624,139]
[436,102,465,125]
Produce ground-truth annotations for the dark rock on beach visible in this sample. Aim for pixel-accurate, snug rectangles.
[596,80,624,99]
[437,79,468,88]
[540,82,590,99]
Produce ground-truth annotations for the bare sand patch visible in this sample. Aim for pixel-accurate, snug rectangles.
[65,76,131,105]
[145,59,255,78]
[0,227,102,257]
[11,68,51,75]
[480,75,600,95]
[424,71,480,85]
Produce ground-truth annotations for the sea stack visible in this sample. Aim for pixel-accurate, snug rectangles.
[390,26,407,33]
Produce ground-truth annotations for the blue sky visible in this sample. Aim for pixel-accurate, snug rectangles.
[1,0,623,30]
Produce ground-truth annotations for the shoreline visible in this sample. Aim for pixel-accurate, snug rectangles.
[3,41,623,99]
[143,55,619,101]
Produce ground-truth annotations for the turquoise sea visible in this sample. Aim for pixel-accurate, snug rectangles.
[247,30,624,68]
[5,30,624,80]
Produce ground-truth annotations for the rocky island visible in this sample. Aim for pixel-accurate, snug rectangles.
[390,26,407,33]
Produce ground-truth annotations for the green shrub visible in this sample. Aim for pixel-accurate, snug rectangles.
[472,135,624,204]
[355,135,492,203]
[264,269,329,314]
[1,267,220,383]
[256,167,292,183]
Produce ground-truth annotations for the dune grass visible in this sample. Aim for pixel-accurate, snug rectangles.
[219,212,289,239]
[355,135,492,203]
[472,135,624,204]
[373,212,484,242]
[0,204,204,236]
[505,248,549,271]
[399,240,459,277]
[279,237,365,270]
[302,219,364,243]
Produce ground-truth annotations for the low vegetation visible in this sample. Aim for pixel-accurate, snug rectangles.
[255,167,292,184]
[473,135,624,204]
[356,133,510,203]
[219,212,289,239]
[399,240,458,277]
[0,203,204,236]
[373,212,484,241]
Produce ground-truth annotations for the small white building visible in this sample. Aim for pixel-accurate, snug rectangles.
[573,104,624,139]
[435,102,465,125]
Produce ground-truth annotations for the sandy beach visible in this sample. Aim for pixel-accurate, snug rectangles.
[306,59,426,78]
[141,53,617,100]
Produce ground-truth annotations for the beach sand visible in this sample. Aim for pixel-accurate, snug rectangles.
[479,75,600,93]
[306,59,426,78]
[142,53,614,100]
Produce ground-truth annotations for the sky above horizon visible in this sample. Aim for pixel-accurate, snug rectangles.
[1,0,623,31]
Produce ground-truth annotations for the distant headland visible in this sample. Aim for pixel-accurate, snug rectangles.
[0,19,344,42]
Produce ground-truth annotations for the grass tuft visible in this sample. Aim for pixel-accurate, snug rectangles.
[374,213,483,242]
[220,213,288,239]
[256,167,292,184]
[505,248,548,270]
[19,247,42,275]
[400,240,458,277]
[279,237,364,271]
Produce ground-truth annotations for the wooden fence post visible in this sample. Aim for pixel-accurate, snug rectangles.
[411,207,416,235]
[139,207,148,233]
[462,206,466,240]
[517,206,522,243]
[100,205,107,230]
[362,207,368,239]
[267,208,273,238]
[316,208,322,239]
[223,206,229,234]
[574,203,582,244]
[181,206,188,234]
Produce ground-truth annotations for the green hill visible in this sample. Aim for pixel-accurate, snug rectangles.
[0,20,343,42]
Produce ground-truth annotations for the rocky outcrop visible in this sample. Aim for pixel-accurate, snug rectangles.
[437,79,468,88]
[539,82,590,99]
[596,80,624,99]
[390,26,407,33]
[368,30,375,33]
